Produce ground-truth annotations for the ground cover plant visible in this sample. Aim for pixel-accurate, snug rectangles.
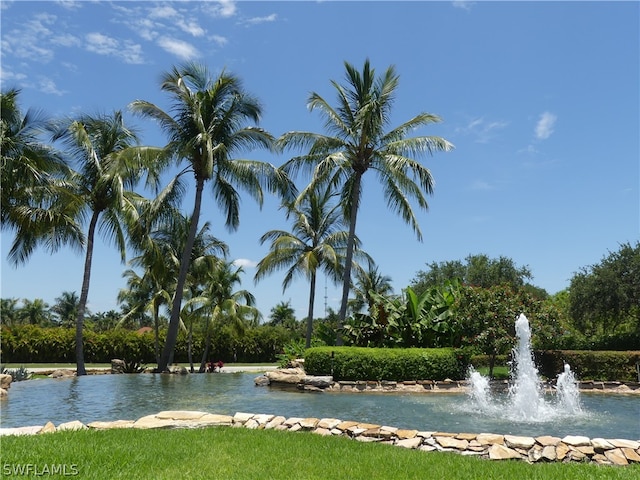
[2,427,636,480]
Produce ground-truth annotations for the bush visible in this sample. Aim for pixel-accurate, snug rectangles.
[304,346,469,381]
[535,350,640,382]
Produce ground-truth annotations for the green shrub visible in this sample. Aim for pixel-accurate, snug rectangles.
[535,350,640,382]
[304,346,469,381]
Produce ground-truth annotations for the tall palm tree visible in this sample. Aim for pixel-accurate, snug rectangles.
[18,298,52,326]
[129,62,293,372]
[1,88,82,264]
[279,59,453,344]
[255,187,351,347]
[50,111,147,375]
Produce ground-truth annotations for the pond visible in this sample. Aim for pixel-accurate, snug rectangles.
[2,372,638,440]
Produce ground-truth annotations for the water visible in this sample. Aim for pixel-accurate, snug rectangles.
[1,373,638,439]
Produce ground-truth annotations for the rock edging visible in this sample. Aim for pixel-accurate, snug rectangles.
[1,410,638,466]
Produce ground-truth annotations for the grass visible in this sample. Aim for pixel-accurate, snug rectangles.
[474,366,510,380]
[1,427,635,480]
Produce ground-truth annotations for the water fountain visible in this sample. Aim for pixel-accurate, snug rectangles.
[468,313,583,422]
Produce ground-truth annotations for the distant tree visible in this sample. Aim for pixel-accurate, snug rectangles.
[0,298,20,327]
[411,254,534,294]
[268,301,297,330]
[348,260,394,315]
[18,298,53,326]
[51,291,81,327]
[569,241,640,337]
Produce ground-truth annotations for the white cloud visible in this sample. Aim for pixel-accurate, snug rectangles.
[211,35,228,47]
[149,5,178,19]
[38,77,65,96]
[244,14,278,26]
[205,0,237,18]
[535,111,557,140]
[233,258,257,269]
[84,32,144,64]
[456,116,508,143]
[178,19,206,37]
[157,36,200,60]
[452,1,476,11]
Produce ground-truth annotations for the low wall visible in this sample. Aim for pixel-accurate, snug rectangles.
[1,410,638,466]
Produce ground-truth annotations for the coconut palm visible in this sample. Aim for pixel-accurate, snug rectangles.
[279,59,453,344]
[1,88,82,264]
[349,260,394,315]
[129,62,293,372]
[50,110,148,375]
[51,291,81,327]
[255,187,351,347]
[17,298,52,326]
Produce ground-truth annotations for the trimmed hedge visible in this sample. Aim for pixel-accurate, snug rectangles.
[535,350,640,382]
[304,346,470,381]
[0,325,292,365]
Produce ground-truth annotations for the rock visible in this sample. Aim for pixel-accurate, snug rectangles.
[555,443,570,460]
[591,438,615,451]
[396,429,418,439]
[233,412,255,424]
[266,368,305,384]
[39,422,56,434]
[0,374,12,389]
[476,433,505,445]
[198,414,234,426]
[301,376,333,389]
[541,445,557,461]
[299,418,319,429]
[561,435,591,447]
[87,420,136,430]
[49,369,75,378]
[254,375,270,386]
[167,366,189,375]
[488,444,522,460]
[265,416,286,429]
[111,359,126,374]
[435,436,469,450]
[57,420,86,431]
[622,447,640,463]
[0,426,43,436]
[609,439,640,449]
[396,437,423,449]
[156,411,209,420]
[504,435,536,449]
[604,448,629,466]
[317,418,341,430]
[0,388,7,397]
[535,435,561,446]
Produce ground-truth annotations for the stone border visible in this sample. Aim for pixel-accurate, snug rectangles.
[1,410,638,466]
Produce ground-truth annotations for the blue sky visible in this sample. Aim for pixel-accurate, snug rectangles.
[1,1,638,321]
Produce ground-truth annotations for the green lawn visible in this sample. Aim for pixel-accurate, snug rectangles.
[1,427,634,480]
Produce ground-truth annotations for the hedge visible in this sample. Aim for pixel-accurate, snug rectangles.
[303,346,470,381]
[535,350,640,382]
[0,325,293,365]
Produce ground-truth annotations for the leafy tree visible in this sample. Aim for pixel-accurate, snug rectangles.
[569,241,640,338]
[411,254,534,294]
[279,59,453,344]
[255,186,351,347]
[0,298,20,327]
[455,284,561,378]
[130,62,293,372]
[49,110,147,375]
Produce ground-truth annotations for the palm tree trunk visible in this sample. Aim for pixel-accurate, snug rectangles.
[199,319,211,373]
[75,210,100,376]
[153,300,160,365]
[158,178,205,372]
[305,272,317,348]
[337,174,362,345]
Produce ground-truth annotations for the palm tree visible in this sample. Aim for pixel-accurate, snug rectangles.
[0,298,20,327]
[50,110,147,375]
[255,187,351,347]
[279,59,453,344]
[1,88,82,264]
[18,298,52,326]
[129,62,293,372]
[349,260,394,315]
[51,291,81,327]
